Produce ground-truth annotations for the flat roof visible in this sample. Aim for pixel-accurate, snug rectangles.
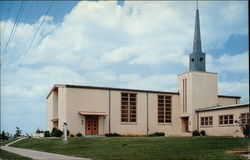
[196,103,249,112]
[46,84,179,98]
[218,95,241,98]
[178,71,217,76]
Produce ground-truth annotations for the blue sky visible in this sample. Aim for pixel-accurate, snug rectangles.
[0,1,248,135]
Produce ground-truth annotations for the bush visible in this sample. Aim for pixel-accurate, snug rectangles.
[200,130,206,136]
[36,128,41,134]
[51,128,63,137]
[67,130,70,136]
[70,134,75,137]
[76,132,82,137]
[36,129,44,134]
[242,123,249,138]
[235,118,249,138]
[192,130,200,136]
[44,131,50,137]
[105,133,121,137]
[149,132,165,137]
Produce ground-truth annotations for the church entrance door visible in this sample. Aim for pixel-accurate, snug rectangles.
[85,116,99,135]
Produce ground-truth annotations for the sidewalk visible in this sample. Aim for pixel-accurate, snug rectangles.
[1,138,91,160]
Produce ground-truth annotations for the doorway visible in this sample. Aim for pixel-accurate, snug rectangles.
[85,116,99,135]
[182,117,189,132]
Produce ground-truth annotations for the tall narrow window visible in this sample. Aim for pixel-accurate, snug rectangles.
[182,78,187,113]
[158,95,172,123]
[121,92,137,122]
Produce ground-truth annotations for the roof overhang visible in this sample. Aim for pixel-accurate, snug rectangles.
[196,103,249,112]
[78,111,108,116]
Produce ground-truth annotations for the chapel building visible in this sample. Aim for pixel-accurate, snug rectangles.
[47,6,249,137]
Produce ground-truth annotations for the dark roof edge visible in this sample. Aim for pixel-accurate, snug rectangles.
[218,95,241,98]
[196,103,249,112]
[65,84,179,95]
[46,84,179,99]
[178,71,217,76]
[46,85,57,99]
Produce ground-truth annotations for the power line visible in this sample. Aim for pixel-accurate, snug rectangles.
[2,1,34,65]
[1,1,14,42]
[8,2,53,84]
[1,1,25,62]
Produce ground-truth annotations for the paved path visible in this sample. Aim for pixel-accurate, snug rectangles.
[1,138,91,160]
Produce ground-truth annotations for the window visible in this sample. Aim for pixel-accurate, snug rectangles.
[219,115,234,125]
[200,116,213,126]
[182,78,187,113]
[158,95,171,123]
[121,92,136,122]
[240,113,250,124]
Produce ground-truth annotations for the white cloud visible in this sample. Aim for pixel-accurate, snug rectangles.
[1,1,248,133]
[207,52,248,73]
[219,80,249,103]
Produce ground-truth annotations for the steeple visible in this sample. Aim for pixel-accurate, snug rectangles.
[189,2,206,72]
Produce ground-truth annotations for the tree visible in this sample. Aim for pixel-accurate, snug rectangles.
[0,130,9,141]
[14,127,22,137]
[235,116,249,138]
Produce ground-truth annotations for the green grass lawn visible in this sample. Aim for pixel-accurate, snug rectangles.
[11,137,249,160]
[0,149,33,160]
[0,138,17,146]
[0,138,33,160]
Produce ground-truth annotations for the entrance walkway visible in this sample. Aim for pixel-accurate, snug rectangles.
[1,138,91,160]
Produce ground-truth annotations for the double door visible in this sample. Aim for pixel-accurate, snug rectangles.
[85,116,99,135]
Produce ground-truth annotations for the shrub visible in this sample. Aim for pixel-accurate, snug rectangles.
[36,129,44,134]
[67,130,70,136]
[44,131,50,137]
[192,130,200,136]
[70,134,75,137]
[242,123,249,138]
[200,130,206,136]
[235,119,249,138]
[51,128,63,137]
[105,133,122,137]
[36,128,41,134]
[76,132,82,137]
[149,132,165,137]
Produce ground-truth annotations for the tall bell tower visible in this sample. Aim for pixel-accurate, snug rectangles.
[178,2,218,133]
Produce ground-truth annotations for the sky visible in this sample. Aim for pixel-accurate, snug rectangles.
[0,1,248,135]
